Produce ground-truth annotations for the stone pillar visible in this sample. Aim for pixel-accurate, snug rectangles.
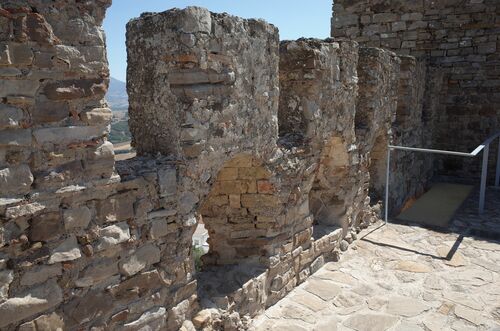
[355,47,400,219]
[0,1,116,330]
[127,7,279,162]
[278,38,362,232]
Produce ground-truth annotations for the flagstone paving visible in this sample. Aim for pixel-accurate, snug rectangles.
[250,222,500,331]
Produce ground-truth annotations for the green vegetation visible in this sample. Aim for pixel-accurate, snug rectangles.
[109,120,131,144]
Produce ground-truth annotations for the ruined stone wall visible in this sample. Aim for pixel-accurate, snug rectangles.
[353,47,431,215]
[0,2,432,330]
[126,9,376,328]
[0,2,198,330]
[354,47,400,213]
[332,0,500,180]
[391,56,432,212]
[278,38,363,233]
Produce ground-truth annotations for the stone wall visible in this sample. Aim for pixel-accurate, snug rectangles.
[278,38,363,233]
[0,2,198,330]
[0,3,432,330]
[127,10,367,327]
[332,0,500,181]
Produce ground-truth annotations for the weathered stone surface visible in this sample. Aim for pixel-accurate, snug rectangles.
[96,192,135,223]
[385,297,429,317]
[33,126,108,146]
[0,79,39,98]
[80,107,112,125]
[108,269,164,299]
[332,0,500,181]
[29,212,63,242]
[0,104,23,129]
[18,312,65,331]
[0,280,62,328]
[158,167,177,197]
[75,258,118,287]
[96,222,130,251]
[0,165,33,196]
[119,244,161,276]
[0,129,32,147]
[48,235,81,264]
[149,219,171,239]
[31,100,69,124]
[63,206,91,230]
[394,260,432,273]
[303,278,341,301]
[0,269,13,300]
[43,79,106,100]
[20,264,61,287]
[345,313,399,331]
[123,307,166,330]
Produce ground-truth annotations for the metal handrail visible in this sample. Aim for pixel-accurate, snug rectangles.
[384,130,500,223]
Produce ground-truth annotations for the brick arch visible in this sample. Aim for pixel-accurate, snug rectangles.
[197,154,283,266]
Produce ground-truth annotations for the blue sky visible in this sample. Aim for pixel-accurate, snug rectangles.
[103,0,332,81]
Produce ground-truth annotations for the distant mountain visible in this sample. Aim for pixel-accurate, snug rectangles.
[106,77,128,111]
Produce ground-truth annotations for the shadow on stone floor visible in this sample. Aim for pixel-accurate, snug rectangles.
[360,224,465,262]
[388,186,500,243]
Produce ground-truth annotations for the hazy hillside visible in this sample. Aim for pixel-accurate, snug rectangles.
[106,77,131,144]
[106,77,128,111]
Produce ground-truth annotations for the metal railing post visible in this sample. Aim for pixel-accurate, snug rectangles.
[495,137,500,187]
[384,147,391,224]
[479,144,489,214]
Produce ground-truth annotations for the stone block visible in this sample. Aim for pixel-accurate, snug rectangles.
[80,107,112,125]
[241,194,280,208]
[0,79,39,98]
[75,258,119,287]
[96,222,130,251]
[0,270,13,301]
[477,42,496,54]
[229,194,241,208]
[0,104,23,129]
[225,154,253,168]
[0,280,62,328]
[64,290,113,326]
[119,244,161,276]
[48,235,81,264]
[373,13,399,23]
[0,129,32,147]
[20,264,61,287]
[18,312,65,331]
[108,269,164,300]
[43,79,106,100]
[26,13,57,44]
[150,219,170,239]
[178,7,212,34]
[9,43,34,65]
[33,125,108,146]
[29,212,63,242]
[0,164,33,196]
[214,180,249,194]
[158,167,177,197]
[31,100,69,123]
[63,206,91,230]
[392,21,407,32]
[96,191,135,223]
[217,167,238,181]
[257,180,275,194]
[123,306,167,330]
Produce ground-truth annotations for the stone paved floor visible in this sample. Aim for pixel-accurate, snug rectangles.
[450,187,500,239]
[250,222,500,331]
